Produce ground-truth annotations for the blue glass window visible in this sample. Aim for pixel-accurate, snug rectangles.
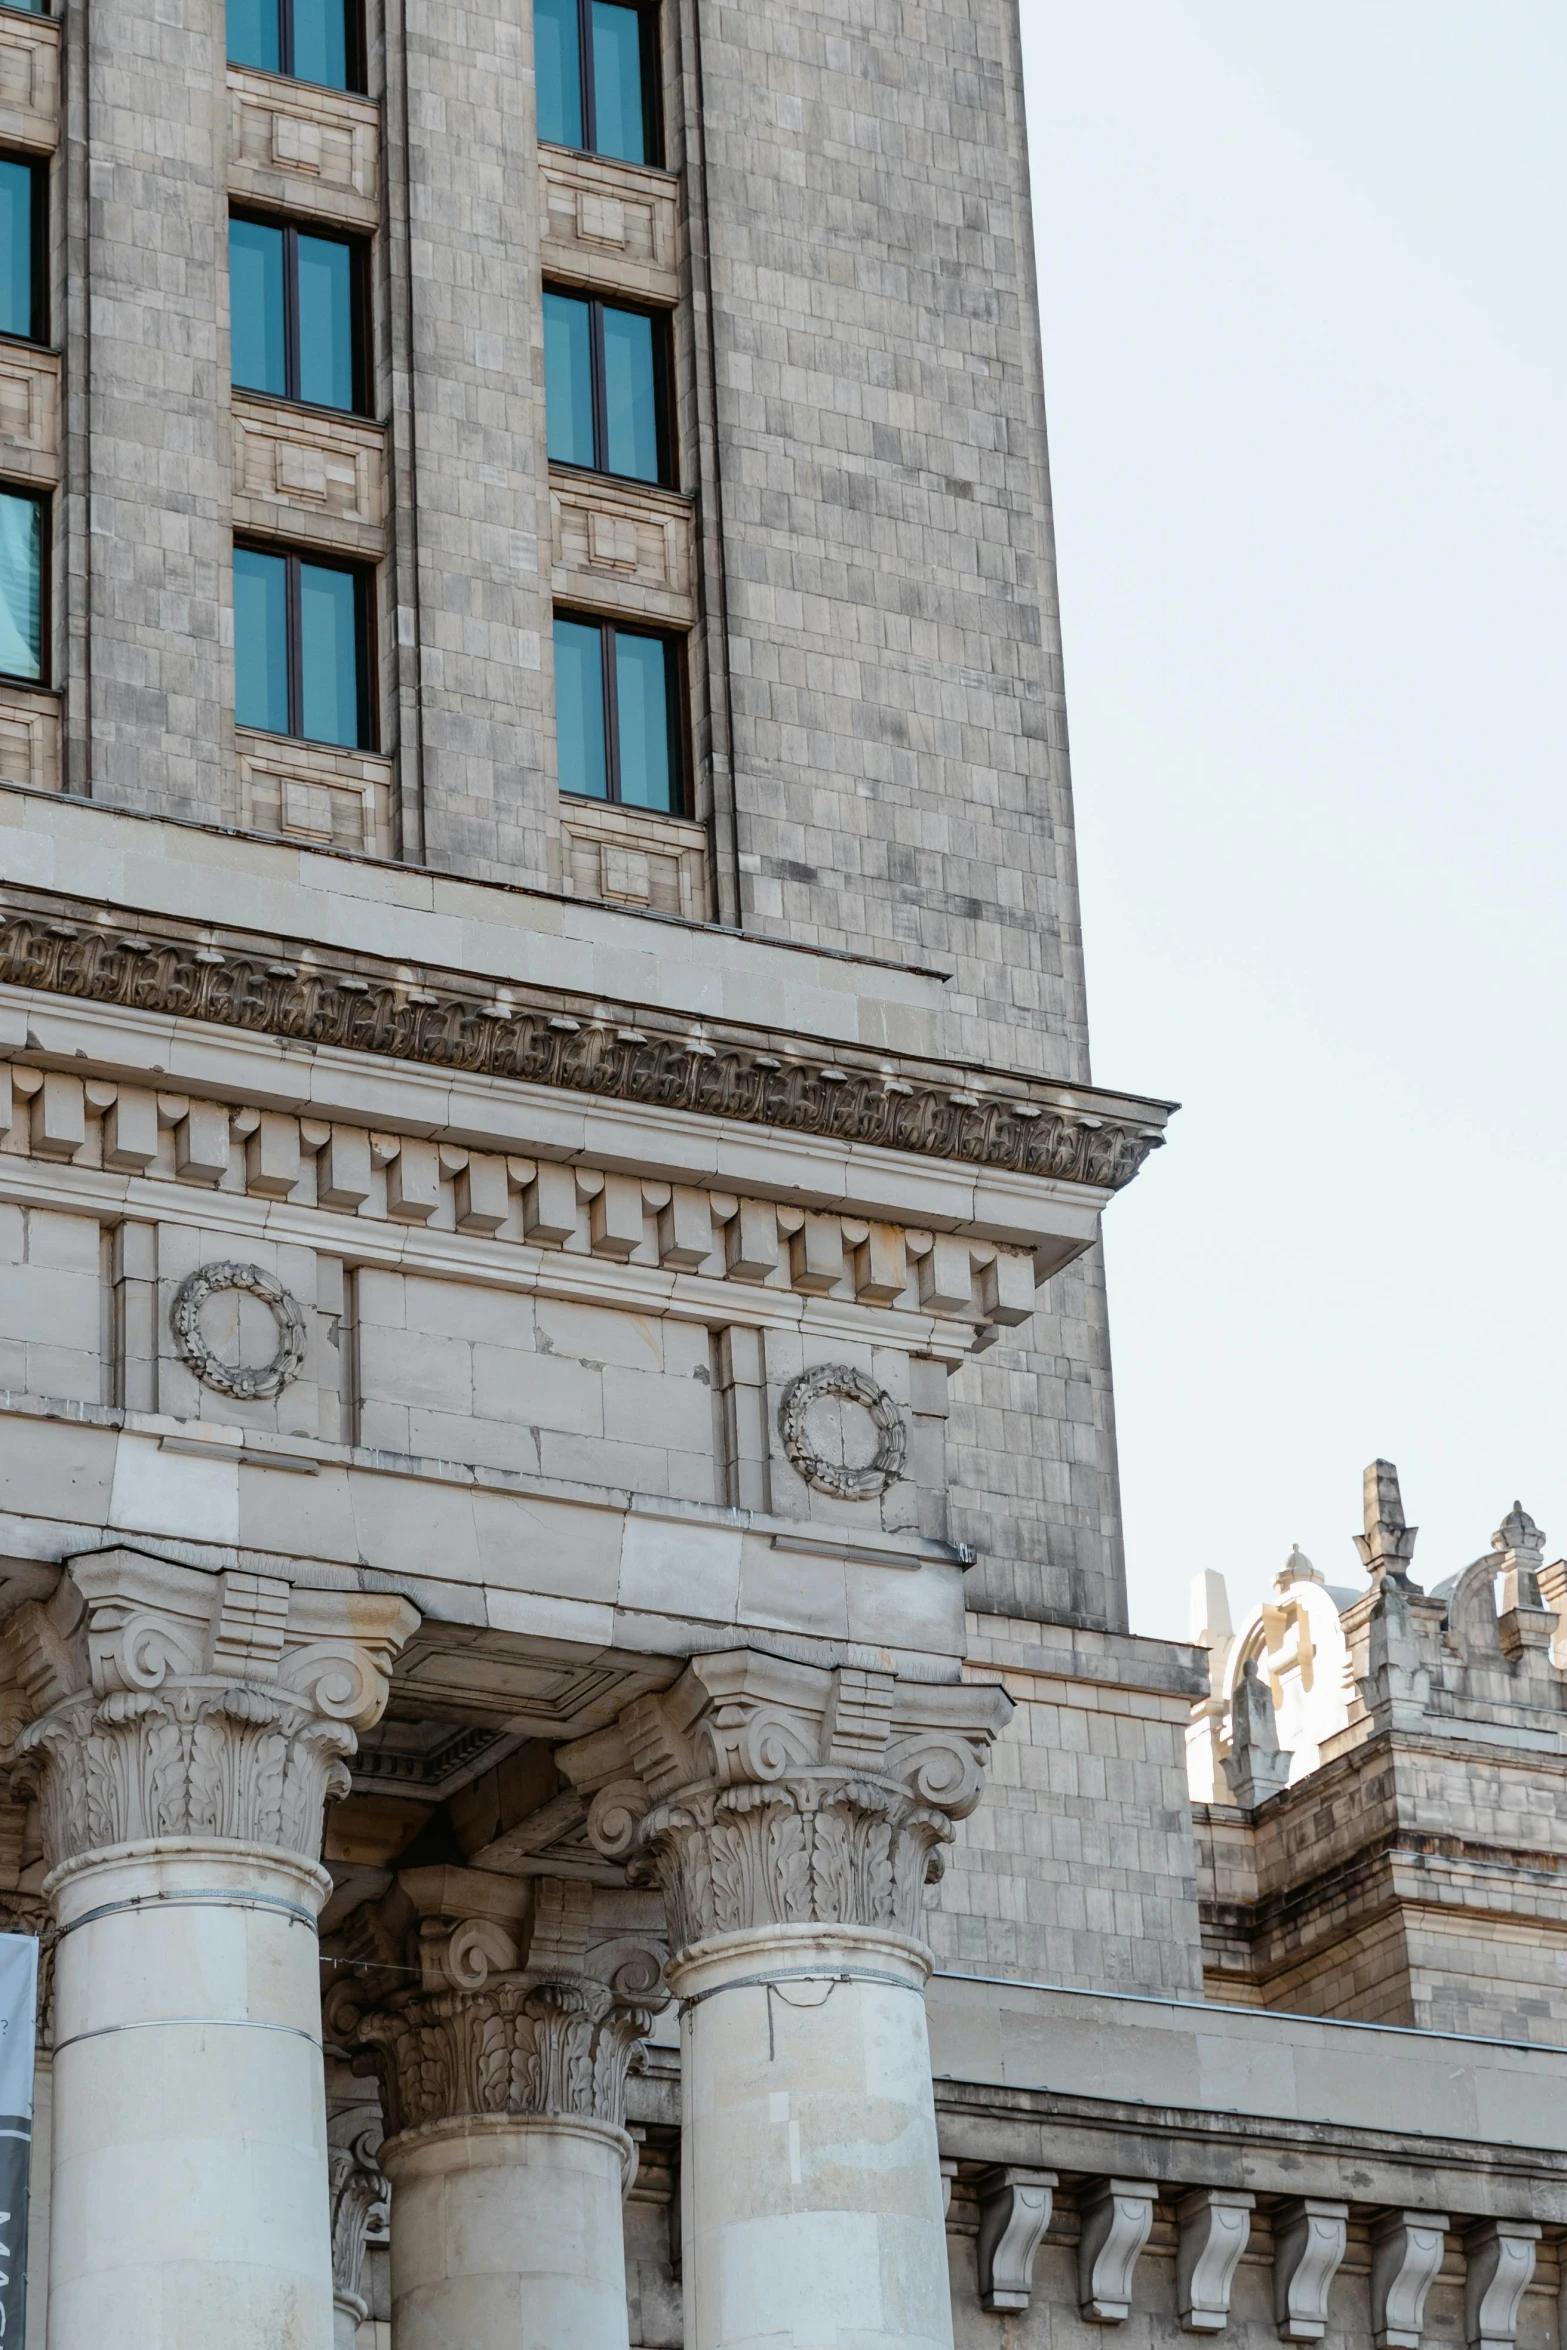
[534,0,657,164]
[298,561,362,746]
[554,613,680,813]
[230,219,287,398]
[234,548,290,735]
[230,215,366,414]
[543,290,669,486]
[228,0,361,91]
[590,4,650,163]
[0,157,44,344]
[235,546,370,748]
[554,616,607,800]
[0,489,42,682]
[543,291,595,470]
[534,0,583,149]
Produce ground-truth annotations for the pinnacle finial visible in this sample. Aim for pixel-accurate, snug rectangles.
[1492,1500,1544,1563]
[1353,1458,1419,1586]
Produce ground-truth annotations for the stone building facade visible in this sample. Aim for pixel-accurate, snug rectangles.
[0,0,1562,2344]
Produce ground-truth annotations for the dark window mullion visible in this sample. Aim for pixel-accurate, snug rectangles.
[279,0,294,77]
[29,161,46,344]
[589,298,608,474]
[281,226,300,402]
[354,563,373,749]
[579,0,596,152]
[284,552,303,738]
[602,621,622,804]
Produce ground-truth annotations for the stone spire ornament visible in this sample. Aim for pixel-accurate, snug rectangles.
[1222,1656,1291,1810]
[1354,1459,1421,1589]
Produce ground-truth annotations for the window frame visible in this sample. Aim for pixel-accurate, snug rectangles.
[0,151,48,349]
[229,209,372,418]
[544,285,674,489]
[539,0,662,168]
[234,540,376,751]
[228,0,367,96]
[554,608,687,816]
[0,483,46,687]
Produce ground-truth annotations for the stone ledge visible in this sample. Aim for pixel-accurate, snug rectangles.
[0,11,59,152]
[0,342,59,486]
[0,884,1170,1194]
[227,63,380,229]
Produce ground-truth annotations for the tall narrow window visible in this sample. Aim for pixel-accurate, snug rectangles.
[0,489,42,682]
[0,157,45,345]
[227,0,364,93]
[543,290,670,486]
[230,216,368,414]
[235,546,372,748]
[535,0,659,165]
[554,613,681,812]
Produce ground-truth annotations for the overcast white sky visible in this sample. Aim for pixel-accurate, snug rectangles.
[1018,6,1567,1643]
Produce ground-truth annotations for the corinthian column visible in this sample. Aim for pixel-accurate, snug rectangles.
[331,1868,666,2350]
[2,1545,417,2350]
[560,1653,1013,2350]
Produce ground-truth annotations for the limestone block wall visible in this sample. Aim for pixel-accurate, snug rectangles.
[34,0,1143,1635]
[929,1613,1208,1991]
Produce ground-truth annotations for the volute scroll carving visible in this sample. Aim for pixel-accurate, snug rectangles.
[331,1872,669,2164]
[0,1548,418,1872]
[559,1650,1012,1958]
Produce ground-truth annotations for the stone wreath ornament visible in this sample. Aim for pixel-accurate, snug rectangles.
[778,1364,908,1501]
[170,1261,309,1401]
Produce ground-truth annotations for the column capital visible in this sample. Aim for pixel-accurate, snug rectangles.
[4,1546,418,1873]
[329,1870,667,2152]
[558,1649,1012,1954]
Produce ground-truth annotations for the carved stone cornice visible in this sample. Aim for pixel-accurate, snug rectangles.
[0,888,1170,1191]
[559,1651,1012,1955]
[4,1547,418,1871]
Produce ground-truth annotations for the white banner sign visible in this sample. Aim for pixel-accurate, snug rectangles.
[0,1935,36,2348]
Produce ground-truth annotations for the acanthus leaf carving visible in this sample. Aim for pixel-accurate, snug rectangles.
[561,1655,1012,1958]
[10,1551,417,1871]
[351,1972,657,2154]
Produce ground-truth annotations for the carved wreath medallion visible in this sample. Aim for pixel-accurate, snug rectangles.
[171,1260,309,1400]
[779,1364,907,1501]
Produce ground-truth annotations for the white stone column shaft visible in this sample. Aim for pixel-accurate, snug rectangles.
[386,2114,631,2350]
[0,1546,417,2350]
[339,1869,663,2350]
[562,1650,1013,2350]
[674,1923,950,2350]
[47,1840,334,2350]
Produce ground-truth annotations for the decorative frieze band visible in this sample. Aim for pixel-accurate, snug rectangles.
[0,895,1169,1193]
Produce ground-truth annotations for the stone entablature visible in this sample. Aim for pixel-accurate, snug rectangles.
[0,1054,1044,1335]
[0,8,59,153]
[226,63,380,230]
[0,888,1169,1196]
